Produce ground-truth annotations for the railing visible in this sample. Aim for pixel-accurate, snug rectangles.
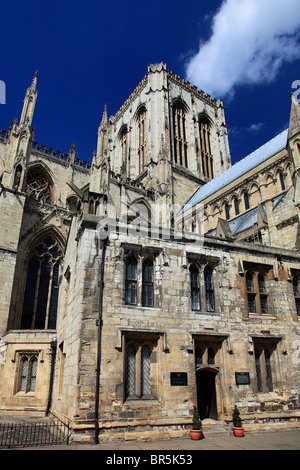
[0,420,70,448]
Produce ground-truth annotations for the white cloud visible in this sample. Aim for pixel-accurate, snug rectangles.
[247,122,265,134]
[185,0,300,100]
[229,121,265,138]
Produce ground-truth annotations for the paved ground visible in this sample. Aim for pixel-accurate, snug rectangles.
[1,413,299,451]
[4,429,300,451]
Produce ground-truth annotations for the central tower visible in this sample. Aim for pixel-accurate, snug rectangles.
[90,62,232,209]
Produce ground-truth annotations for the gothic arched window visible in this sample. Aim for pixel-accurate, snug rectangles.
[224,202,230,220]
[21,236,62,329]
[120,126,128,163]
[198,115,213,179]
[26,168,53,204]
[244,192,250,210]
[279,172,285,191]
[234,197,240,216]
[137,106,146,171]
[172,101,188,168]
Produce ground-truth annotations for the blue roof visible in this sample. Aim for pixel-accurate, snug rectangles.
[206,193,286,237]
[206,206,259,237]
[181,128,288,212]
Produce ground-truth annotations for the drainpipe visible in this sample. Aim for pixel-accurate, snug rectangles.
[45,338,57,416]
[94,234,108,444]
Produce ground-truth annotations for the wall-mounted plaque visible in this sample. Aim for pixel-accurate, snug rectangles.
[235,372,250,385]
[170,372,188,386]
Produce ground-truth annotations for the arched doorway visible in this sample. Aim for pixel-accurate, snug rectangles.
[196,368,218,420]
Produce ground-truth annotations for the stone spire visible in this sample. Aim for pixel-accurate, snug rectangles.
[96,105,109,162]
[69,140,76,164]
[100,104,107,128]
[20,71,38,127]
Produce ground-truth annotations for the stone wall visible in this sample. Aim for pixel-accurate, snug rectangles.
[51,219,300,441]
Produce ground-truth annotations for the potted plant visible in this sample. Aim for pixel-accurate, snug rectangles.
[190,406,203,440]
[232,405,244,437]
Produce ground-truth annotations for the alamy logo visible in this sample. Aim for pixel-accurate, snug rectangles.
[292,80,300,105]
[0,80,5,104]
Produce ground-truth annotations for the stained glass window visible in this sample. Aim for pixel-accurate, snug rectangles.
[21,236,62,329]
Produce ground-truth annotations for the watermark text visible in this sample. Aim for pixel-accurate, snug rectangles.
[0,80,5,104]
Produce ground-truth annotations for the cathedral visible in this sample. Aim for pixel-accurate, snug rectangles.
[0,62,300,443]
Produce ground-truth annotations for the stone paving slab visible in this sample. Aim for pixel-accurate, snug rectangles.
[5,430,300,451]
[0,413,299,451]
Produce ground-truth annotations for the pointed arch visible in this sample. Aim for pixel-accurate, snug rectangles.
[171,99,188,168]
[129,198,152,226]
[25,162,54,204]
[223,200,230,220]
[198,112,214,179]
[135,105,147,172]
[231,194,240,216]
[242,190,250,210]
[276,169,285,191]
[20,230,64,330]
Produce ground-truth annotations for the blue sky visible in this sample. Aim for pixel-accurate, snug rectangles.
[1,0,300,166]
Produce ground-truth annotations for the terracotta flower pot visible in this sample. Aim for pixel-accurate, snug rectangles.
[190,429,203,440]
[233,426,244,437]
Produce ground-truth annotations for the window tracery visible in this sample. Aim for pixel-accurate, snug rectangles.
[21,235,62,329]
[172,101,188,168]
[137,106,146,171]
[26,168,53,204]
[198,115,213,179]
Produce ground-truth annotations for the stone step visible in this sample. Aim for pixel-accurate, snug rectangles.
[201,419,231,436]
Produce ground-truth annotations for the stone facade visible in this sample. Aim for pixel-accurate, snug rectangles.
[0,63,300,442]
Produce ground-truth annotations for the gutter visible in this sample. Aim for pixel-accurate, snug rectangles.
[45,338,57,416]
[94,235,108,444]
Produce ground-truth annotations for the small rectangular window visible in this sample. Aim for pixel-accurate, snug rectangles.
[125,256,137,305]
